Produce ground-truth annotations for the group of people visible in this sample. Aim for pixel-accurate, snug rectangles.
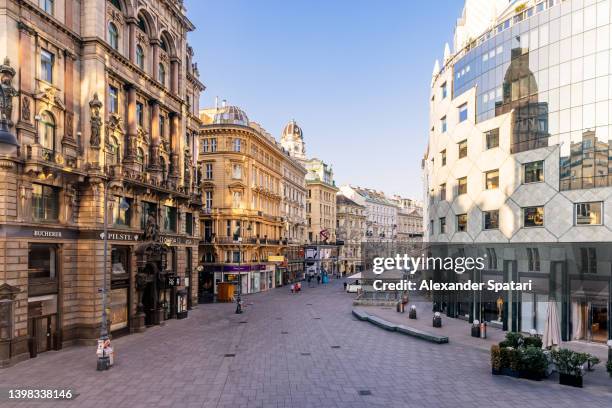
[290,282,301,293]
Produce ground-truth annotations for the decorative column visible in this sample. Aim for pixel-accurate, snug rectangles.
[149,100,161,174]
[151,39,160,81]
[124,85,137,163]
[170,58,179,95]
[127,18,137,64]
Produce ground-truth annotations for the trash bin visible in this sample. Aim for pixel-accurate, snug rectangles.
[471,320,481,338]
[433,312,442,328]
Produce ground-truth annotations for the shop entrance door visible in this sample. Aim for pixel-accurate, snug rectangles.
[28,315,57,357]
[589,303,608,343]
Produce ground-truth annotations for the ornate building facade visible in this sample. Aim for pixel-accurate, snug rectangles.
[0,0,204,367]
[336,193,366,275]
[197,105,305,297]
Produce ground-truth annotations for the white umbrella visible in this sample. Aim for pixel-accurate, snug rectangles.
[542,300,562,350]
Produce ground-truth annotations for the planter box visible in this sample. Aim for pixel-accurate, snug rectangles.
[409,310,417,319]
[432,317,442,328]
[559,373,583,388]
[519,370,543,381]
[500,367,520,378]
[491,368,501,375]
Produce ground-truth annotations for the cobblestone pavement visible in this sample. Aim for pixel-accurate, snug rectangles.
[1,281,611,408]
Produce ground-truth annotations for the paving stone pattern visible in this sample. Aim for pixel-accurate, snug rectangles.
[0,282,611,407]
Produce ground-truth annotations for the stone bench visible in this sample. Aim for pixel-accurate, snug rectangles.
[352,309,449,344]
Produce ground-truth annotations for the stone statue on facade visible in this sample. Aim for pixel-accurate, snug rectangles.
[89,93,103,148]
[0,58,18,125]
[144,212,159,242]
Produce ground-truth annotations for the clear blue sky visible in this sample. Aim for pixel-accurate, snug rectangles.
[185,0,463,199]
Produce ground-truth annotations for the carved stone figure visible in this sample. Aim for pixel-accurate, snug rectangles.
[0,58,18,125]
[21,96,30,122]
[144,212,159,242]
[89,93,103,148]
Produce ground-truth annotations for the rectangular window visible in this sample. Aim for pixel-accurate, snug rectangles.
[210,138,217,152]
[28,244,56,280]
[40,0,54,14]
[159,115,165,138]
[524,161,544,183]
[136,102,144,127]
[458,103,468,122]
[458,140,468,158]
[163,206,177,232]
[523,206,544,227]
[41,49,54,83]
[202,139,209,152]
[483,210,499,230]
[457,177,467,196]
[439,217,446,233]
[485,170,499,190]
[226,220,232,237]
[233,139,242,152]
[456,214,467,232]
[575,202,602,225]
[441,82,447,99]
[185,213,193,235]
[486,248,497,269]
[580,248,597,273]
[109,86,119,114]
[205,163,213,179]
[441,150,446,166]
[32,184,59,221]
[485,128,499,149]
[439,183,446,201]
[232,163,242,179]
[112,197,132,227]
[440,116,447,133]
[140,202,157,229]
[429,219,434,233]
[205,191,213,209]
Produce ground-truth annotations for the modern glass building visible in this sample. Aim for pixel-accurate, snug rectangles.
[425,0,612,343]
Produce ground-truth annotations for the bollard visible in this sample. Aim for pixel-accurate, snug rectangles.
[480,322,487,339]
[471,320,480,338]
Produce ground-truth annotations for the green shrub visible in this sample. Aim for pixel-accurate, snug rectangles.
[523,336,542,349]
[520,346,548,376]
[551,349,590,377]
[500,347,512,369]
[504,332,524,348]
[498,340,510,348]
[508,348,521,371]
[491,345,501,371]
[606,360,612,377]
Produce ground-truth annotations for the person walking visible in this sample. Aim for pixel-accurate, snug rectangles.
[296,282,301,293]
[317,275,321,285]
[290,283,295,294]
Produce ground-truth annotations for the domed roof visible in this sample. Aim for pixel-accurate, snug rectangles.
[212,106,249,126]
[282,120,303,139]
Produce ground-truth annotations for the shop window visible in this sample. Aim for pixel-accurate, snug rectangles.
[580,248,597,274]
[140,201,157,229]
[163,206,177,232]
[527,248,540,271]
[111,246,129,276]
[575,202,602,225]
[523,206,544,227]
[32,184,59,222]
[456,214,467,232]
[483,210,499,230]
[28,244,57,280]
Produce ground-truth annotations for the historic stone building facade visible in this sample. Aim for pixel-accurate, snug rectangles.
[0,0,204,367]
[336,193,365,275]
[197,105,302,297]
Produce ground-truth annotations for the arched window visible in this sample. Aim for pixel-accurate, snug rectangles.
[40,111,55,150]
[136,45,145,69]
[108,23,119,50]
[158,63,166,86]
[160,38,168,53]
[137,16,147,33]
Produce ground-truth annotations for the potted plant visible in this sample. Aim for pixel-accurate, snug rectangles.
[522,336,542,349]
[606,360,612,377]
[586,355,600,371]
[500,347,520,377]
[519,346,548,380]
[490,345,501,375]
[551,349,590,388]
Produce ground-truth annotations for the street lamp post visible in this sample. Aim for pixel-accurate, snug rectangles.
[97,182,129,370]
